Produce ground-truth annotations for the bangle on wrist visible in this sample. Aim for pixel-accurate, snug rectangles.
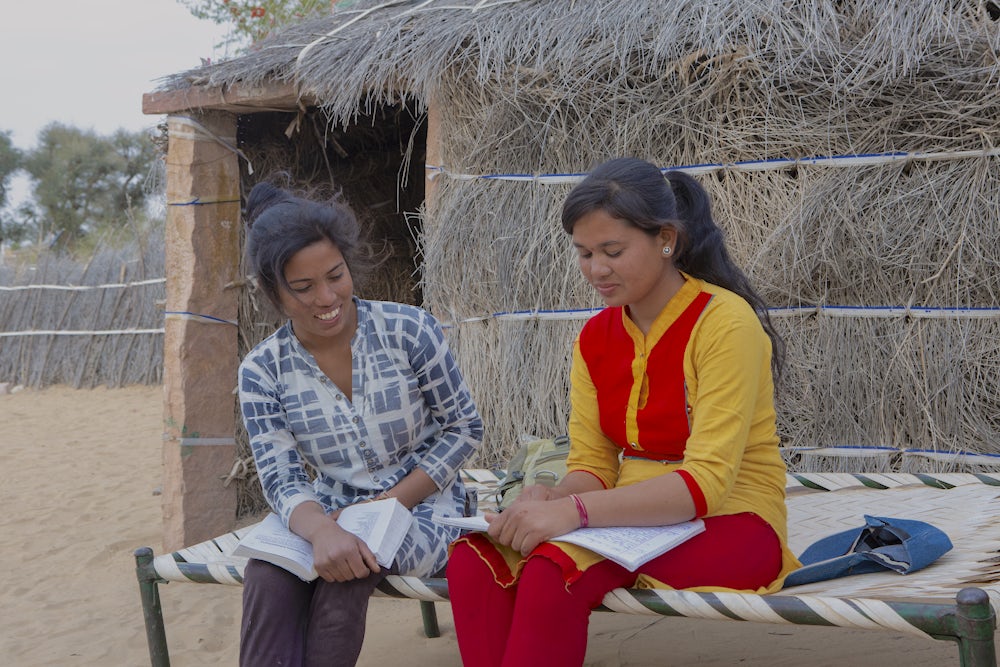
[569,493,589,528]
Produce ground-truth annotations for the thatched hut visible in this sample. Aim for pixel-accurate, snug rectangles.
[145,0,1000,545]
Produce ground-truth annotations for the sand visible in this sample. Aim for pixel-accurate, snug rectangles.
[0,385,986,666]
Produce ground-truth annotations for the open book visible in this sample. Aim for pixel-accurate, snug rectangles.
[233,498,414,581]
[434,514,705,572]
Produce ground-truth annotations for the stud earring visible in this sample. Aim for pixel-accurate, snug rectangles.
[662,246,671,256]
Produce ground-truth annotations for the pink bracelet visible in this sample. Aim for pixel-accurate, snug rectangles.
[569,494,589,528]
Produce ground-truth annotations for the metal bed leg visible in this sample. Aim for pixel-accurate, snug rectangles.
[420,601,441,638]
[955,588,997,667]
[134,547,171,667]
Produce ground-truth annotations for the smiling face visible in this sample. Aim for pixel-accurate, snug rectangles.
[572,208,682,331]
[278,238,357,350]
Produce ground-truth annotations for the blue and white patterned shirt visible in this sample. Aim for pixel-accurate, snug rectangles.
[239,298,483,575]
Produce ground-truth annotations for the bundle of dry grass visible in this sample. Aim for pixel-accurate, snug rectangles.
[158,0,1000,513]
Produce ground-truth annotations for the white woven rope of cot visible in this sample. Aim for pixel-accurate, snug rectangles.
[150,471,1000,639]
[598,588,933,637]
[378,576,450,602]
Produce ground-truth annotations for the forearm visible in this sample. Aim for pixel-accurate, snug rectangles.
[550,470,607,499]
[414,318,484,486]
[288,500,340,541]
[387,467,438,510]
[575,472,696,528]
[417,428,481,489]
[490,472,691,554]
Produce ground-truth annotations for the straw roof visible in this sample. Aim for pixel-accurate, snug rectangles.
[154,0,1000,497]
[161,0,1000,165]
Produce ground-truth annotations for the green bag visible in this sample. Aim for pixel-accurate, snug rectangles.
[496,435,571,510]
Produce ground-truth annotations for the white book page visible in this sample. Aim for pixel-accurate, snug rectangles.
[237,513,312,561]
[339,498,412,568]
[432,513,705,570]
[232,513,317,580]
[338,504,384,543]
[554,520,705,570]
[243,527,314,561]
[433,514,489,531]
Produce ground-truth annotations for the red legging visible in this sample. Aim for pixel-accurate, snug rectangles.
[447,512,781,667]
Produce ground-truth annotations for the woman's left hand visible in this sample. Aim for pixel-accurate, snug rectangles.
[486,497,580,556]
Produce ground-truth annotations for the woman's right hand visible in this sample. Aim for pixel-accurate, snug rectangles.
[487,496,581,556]
[310,521,380,583]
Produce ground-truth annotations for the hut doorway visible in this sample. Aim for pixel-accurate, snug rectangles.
[239,101,427,308]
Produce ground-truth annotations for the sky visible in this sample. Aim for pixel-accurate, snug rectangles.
[0,0,231,151]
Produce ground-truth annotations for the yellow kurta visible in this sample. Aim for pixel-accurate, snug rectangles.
[565,275,799,592]
[457,275,800,593]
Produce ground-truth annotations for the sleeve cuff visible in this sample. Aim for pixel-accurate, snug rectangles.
[676,469,708,516]
[568,468,610,489]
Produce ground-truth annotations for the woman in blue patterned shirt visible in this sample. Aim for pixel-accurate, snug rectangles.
[237,182,483,667]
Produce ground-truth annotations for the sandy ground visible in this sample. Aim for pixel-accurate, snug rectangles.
[0,385,991,666]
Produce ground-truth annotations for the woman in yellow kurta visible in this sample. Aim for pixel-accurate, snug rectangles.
[447,157,800,667]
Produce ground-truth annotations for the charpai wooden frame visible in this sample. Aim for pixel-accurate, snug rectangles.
[134,471,1000,666]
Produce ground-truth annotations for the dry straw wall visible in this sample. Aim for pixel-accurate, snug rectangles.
[186,0,1000,511]
[410,1,1000,468]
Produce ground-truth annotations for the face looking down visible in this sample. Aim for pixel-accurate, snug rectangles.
[572,208,680,324]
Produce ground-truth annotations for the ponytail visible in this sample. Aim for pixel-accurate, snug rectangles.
[666,171,785,378]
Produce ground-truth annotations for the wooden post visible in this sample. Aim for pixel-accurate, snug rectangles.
[161,111,241,551]
[424,99,442,217]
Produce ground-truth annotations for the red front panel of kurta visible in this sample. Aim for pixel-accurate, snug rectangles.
[579,292,712,461]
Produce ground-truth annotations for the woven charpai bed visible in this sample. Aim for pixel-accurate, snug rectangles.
[134,471,1000,666]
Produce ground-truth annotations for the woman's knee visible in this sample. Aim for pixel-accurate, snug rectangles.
[243,558,314,611]
[446,541,482,582]
[640,513,781,590]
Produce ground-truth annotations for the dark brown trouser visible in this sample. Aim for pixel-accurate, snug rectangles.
[240,558,390,667]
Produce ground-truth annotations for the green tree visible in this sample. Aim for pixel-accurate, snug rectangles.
[178,0,329,48]
[19,123,159,246]
[0,130,24,245]
[0,130,21,209]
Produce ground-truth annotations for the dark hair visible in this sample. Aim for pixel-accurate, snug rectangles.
[243,181,366,311]
[561,157,784,378]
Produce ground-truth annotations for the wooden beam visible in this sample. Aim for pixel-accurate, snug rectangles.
[143,80,314,116]
[424,98,442,216]
[161,111,242,550]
